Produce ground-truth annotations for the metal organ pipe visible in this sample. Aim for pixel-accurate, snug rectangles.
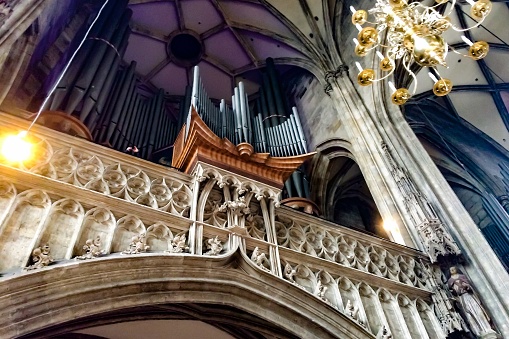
[103,61,136,145]
[80,10,131,124]
[85,25,130,131]
[65,5,130,114]
[49,0,122,111]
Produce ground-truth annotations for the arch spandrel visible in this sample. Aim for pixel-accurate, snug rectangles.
[0,252,374,339]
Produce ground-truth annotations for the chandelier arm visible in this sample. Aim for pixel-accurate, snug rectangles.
[450,18,487,32]
[402,56,418,95]
[449,45,469,58]
[444,0,458,16]
[372,67,395,82]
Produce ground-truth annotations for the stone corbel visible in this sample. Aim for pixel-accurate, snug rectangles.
[324,65,349,95]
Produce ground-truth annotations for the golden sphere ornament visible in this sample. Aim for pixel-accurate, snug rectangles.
[357,69,375,86]
[471,0,492,20]
[469,41,489,60]
[433,78,453,96]
[391,88,411,105]
[355,44,368,57]
[357,27,378,46]
[352,10,368,25]
[389,0,406,9]
[380,57,394,71]
[412,34,448,67]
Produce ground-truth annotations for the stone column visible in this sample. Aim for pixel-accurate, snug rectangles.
[323,71,420,249]
[369,76,509,336]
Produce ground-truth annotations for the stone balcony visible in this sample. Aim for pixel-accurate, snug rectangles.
[0,113,450,339]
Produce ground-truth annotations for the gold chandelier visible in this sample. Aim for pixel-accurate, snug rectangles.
[351,0,492,105]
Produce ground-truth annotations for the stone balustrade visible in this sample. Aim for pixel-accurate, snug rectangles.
[0,113,451,338]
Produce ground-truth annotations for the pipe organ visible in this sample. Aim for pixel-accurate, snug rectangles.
[39,0,311,201]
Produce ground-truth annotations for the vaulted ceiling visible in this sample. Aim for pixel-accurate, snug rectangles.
[124,0,339,101]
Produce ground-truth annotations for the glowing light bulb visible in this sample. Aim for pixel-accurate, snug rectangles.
[388,81,397,92]
[355,24,363,32]
[413,36,430,52]
[461,35,474,46]
[355,62,364,72]
[465,0,475,5]
[376,51,385,60]
[383,219,405,244]
[428,72,439,83]
[1,131,32,163]
[353,38,359,45]
[350,6,357,14]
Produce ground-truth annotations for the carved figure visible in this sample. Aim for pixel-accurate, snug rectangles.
[219,196,251,218]
[204,236,223,255]
[122,233,149,254]
[25,245,53,270]
[447,266,497,338]
[283,263,297,283]
[166,234,189,253]
[316,280,328,302]
[251,247,270,271]
[376,325,392,339]
[76,236,105,260]
[345,299,366,327]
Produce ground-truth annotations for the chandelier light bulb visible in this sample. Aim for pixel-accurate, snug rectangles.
[465,0,475,5]
[388,81,397,92]
[428,72,439,83]
[461,35,474,47]
[355,62,364,72]
[1,131,33,163]
[355,24,363,32]
[376,51,385,60]
[350,6,356,14]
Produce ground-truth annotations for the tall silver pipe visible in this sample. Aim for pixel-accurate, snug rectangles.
[104,61,136,144]
[256,114,267,153]
[85,26,130,131]
[292,106,307,153]
[238,82,249,143]
[65,5,130,114]
[233,90,242,143]
[121,95,142,151]
[147,89,165,157]
[112,79,137,148]
[291,171,304,198]
[289,114,305,154]
[220,99,226,138]
[187,66,200,139]
[80,10,131,122]
[49,0,121,111]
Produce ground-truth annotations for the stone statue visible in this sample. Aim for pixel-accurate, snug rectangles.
[76,236,105,260]
[376,325,392,339]
[25,244,54,270]
[122,233,149,254]
[251,247,270,271]
[166,234,189,253]
[345,299,365,326]
[447,266,498,338]
[204,236,223,255]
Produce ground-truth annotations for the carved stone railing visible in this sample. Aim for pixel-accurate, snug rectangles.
[0,113,458,338]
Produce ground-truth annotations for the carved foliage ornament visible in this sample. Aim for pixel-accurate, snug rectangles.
[24,146,193,217]
[25,244,53,270]
[276,215,430,289]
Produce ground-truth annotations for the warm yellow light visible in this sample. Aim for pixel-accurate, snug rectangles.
[383,219,405,244]
[1,131,32,163]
